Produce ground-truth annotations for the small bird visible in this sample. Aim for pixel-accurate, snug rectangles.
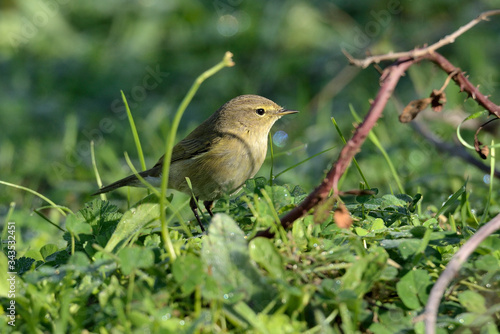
[93,95,298,231]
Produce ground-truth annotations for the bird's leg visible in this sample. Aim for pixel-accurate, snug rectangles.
[189,197,205,232]
[204,201,214,217]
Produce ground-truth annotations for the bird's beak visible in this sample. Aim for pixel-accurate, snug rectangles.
[278,109,299,115]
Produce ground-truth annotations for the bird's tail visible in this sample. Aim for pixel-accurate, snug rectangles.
[92,164,163,196]
[92,173,141,195]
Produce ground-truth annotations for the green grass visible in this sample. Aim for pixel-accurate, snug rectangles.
[2,177,499,332]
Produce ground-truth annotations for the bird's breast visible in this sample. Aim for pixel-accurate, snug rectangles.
[168,131,268,200]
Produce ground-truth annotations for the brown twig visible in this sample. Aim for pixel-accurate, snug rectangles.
[343,10,500,68]
[423,213,500,334]
[436,70,459,95]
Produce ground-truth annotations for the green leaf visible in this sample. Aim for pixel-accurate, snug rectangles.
[354,227,369,236]
[291,218,308,249]
[408,194,422,212]
[249,238,284,280]
[233,301,306,333]
[233,302,270,334]
[15,257,36,275]
[473,254,500,271]
[341,246,388,296]
[68,251,91,267]
[172,253,204,295]
[436,184,466,217]
[396,269,431,310]
[474,235,500,254]
[0,254,12,297]
[244,177,268,195]
[458,290,487,314]
[410,226,428,238]
[62,199,122,254]
[355,191,373,204]
[105,194,160,253]
[428,231,462,246]
[65,213,93,236]
[397,239,421,259]
[380,195,408,209]
[118,246,154,275]
[23,249,43,261]
[201,214,275,310]
[78,199,122,231]
[423,218,438,228]
[379,266,398,281]
[371,218,386,231]
[264,184,293,210]
[40,244,59,261]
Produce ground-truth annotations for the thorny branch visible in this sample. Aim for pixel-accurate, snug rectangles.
[422,52,500,118]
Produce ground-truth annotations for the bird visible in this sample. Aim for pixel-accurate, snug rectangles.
[92,95,298,231]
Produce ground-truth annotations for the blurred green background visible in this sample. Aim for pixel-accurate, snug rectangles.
[1,0,498,246]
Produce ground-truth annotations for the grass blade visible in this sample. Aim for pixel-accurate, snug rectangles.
[90,140,107,201]
[481,139,495,224]
[273,146,336,179]
[350,105,404,194]
[159,52,235,259]
[122,91,147,171]
[269,132,274,186]
[456,110,488,150]
[331,115,371,189]
[0,180,70,216]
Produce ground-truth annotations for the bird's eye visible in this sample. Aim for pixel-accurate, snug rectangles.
[256,108,265,116]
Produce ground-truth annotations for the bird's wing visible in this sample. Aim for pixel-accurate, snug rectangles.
[151,133,221,169]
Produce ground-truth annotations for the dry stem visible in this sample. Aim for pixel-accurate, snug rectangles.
[343,10,500,68]
[423,213,500,334]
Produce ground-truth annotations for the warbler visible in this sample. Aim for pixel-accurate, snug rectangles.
[93,94,298,231]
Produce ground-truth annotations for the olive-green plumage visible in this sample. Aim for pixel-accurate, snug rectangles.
[93,95,297,230]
